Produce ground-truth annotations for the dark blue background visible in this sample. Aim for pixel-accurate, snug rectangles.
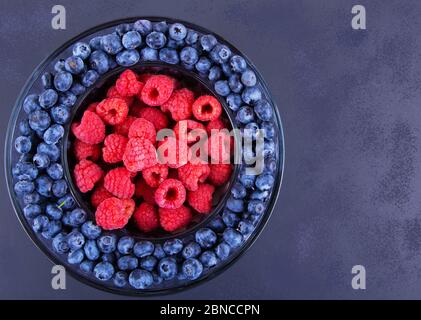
[1,0,420,299]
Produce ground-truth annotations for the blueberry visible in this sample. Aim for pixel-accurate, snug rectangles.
[114,23,131,36]
[186,30,199,45]
[226,93,242,112]
[43,124,64,145]
[227,74,243,94]
[221,62,233,77]
[81,70,99,87]
[208,216,225,232]
[121,30,142,49]
[52,179,68,198]
[65,208,87,227]
[117,255,138,271]
[41,72,53,89]
[14,180,34,195]
[247,200,266,215]
[159,48,179,64]
[23,204,41,218]
[37,142,60,162]
[230,55,247,73]
[89,50,110,74]
[73,42,91,60]
[214,80,230,96]
[39,89,58,109]
[263,140,275,157]
[140,256,158,271]
[239,168,256,188]
[231,183,247,200]
[54,59,66,72]
[80,260,94,273]
[13,162,38,181]
[243,122,259,141]
[81,221,101,240]
[116,49,140,66]
[129,269,153,289]
[52,232,69,254]
[107,55,117,69]
[41,220,62,239]
[94,262,114,281]
[18,120,32,136]
[158,257,178,280]
[23,191,42,205]
[152,273,163,284]
[46,163,63,181]
[238,220,254,235]
[223,228,243,248]
[180,46,199,65]
[200,34,217,51]
[140,47,158,61]
[54,72,73,92]
[254,99,273,121]
[89,36,103,50]
[133,19,152,35]
[153,21,168,33]
[101,253,117,264]
[146,32,166,49]
[35,175,53,197]
[242,86,262,105]
[215,242,230,260]
[23,94,40,114]
[195,57,211,73]
[226,197,244,213]
[114,236,134,255]
[250,190,269,201]
[200,251,218,268]
[113,271,128,287]
[222,209,240,227]
[163,238,183,255]
[264,157,277,174]
[210,44,231,64]
[67,230,85,251]
[57,194,75,210]
[236,106,254,124]
[195,228,217,249]
[208,66,222,81]
[70,82,86,95]
[182,258,203,280]
[153,244,166,259]
[100,33,123,55]
[46,203,63,220]
[241,69,257,87]
[168,22,186,41]
[29,110,51,131]
[65,56,85,74]
[33,153,50,170]
[59,91,77,108]
[97,234,117,253]
[261,121,275,140]
[182,242,202,259]
[133,241,154,258]
[14,136,32,154]
[255,173,275,191]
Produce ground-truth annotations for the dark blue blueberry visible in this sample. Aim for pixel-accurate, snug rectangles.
[73,42,91,60]
[81,70,99,87]
[65,208,87,227]
[80,260,94,273]
[236,106,254,124]
[140,47,158,61]
[81,221,101,240]
[115,23,131,36]
[200,34,217,51]
[153,244,166,259]
[41,220,62,239]
[65,56,85,74]
[223,228,243,248]
[133,241,154,258]
[182,258,203,280]
[231,182,247,199]
[230,55,247,73]
[228,74,243,94]
[35,175,53,197]
[67,230,85,251]
[113,271,128,287]
[169,23,187,40]
[180,46,199,65]
[39,89,58,109]
[58,91,77,107]
[97,234,117,253]
[159,48,179,64]
[208,216,225,232]
[139,256,157,271]
[89,50,110,75]
[70,82,86,95]
[54,72,73,92]
[33,153,50,169]
[210,44,231,64]
[101,253,117,264]
[23,94,40,114]
[152,273,163,284]
[226,93,242,112]
[239,168,256,188]
[250,190,269,201]
[195,57,212,73]
[255,173,275,191]
[208,66,222,81]
[129,269,153,289]
[261,121,275,140]
[43,124,64,145]
[29,110,51,131]
[182,242,201,259]
[222,209,240,227]
[54,59,66,72]
[243,122,259,141]
[52,179,68,198]
[215,242,230,260]
[186,29,199,45]
[41,72,53,89]
[254,99,273,121]
[50,105,70,124]
[14,136,32,154]
[146,31,166,49]
[221,62,233,77]
[117,236,134,255]
[52,232,69,254]
[247,200,266,215]
[133,19,152,35]
[117,255,138,271]
[166,39,184,49]
[200,251,218,268]
[23,204,41,218]
[100,33,123,55]
[23,191,42,205]
[122,31,142,49]
[116,49,140,66]
[37,142,60,162]
[46,203,63,220]
[214,80,230,96]
[241,69,257,87]
[57,194,76,210]
[238,220,254,235]
[226,197,244,213]
[89,36,102,50]
[18,119,32,136]
[163,238,183,255]
[263,140,275,157]
[195,228,217,249]
[158,257,177,280]
[94,262,114,281]
[242,86,262,105]
[153,21,168,33]
[13,162,38,181]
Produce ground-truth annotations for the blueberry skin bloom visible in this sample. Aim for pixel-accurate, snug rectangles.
[140,47,158,61]
[236,106,255,125]
[169,23,187,41]
[122,31,142,49]
[180,46,199,65]
[66,230,85,251]
[89,50,110,75]
[158,257,178,280]
[200,251,218,267]
[129,269,153,289]
[43,124,64,145]
[159,48,179,65]
[83,240,100,260]
[215,242,231,260]
[100,33,123,55]
[116,50,140,66]
[195,228,217,249]
[97,234,117,253]
[52,232,69,254]
[14,136,31,154]
[38,89,58,109]
[241,69,257,87]
[223,228,243,248]
[54,71,73,92]
[81,70,99,87]
[81,221,101,240]
[133,19,152,35]
[29,109,51,131]
[254,99,273,121]
[50,105,70,124]
[182,242,201,259]
[133,241,154,258]
[64,56,85,75]
[117,255,139,271]
[117,236,135,255]
[113,271,128,287]
[73,42,91,60]
[214,80,230,97]
[163,239,183,255]
[146,31,166,49]
[182,258,203,280]
[23,94,40,114]
[94,261,115,281]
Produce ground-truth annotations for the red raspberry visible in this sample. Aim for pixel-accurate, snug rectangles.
[74,159,104,193]
[208,164,233,186]
[135,178,156,205]
[192,95,222,121]
[177,163,210,191]
[73,139,100,162]
[114,115,136,136]
[96,197,135,230]
[87,102,99,112]
[154,179,186,209]
[102,133,128,163]
[133,203,159,232]
[206,118,227,135]
[157,136,188,169]
[128,118,156,143]
[96,98,129,125]
[123,138,157,172]
[139,107,169,131]
[72,111,105,145]
[207,130,233,163]
[116,69,143,97]
[162,88,194,121]
[107,85,134,106]
[142,164,169,188]
[91,184,113,208]
[187,183,215,214]
[174,120,207,144]
[104,167,135,199]
[159,205,192,232]
[140,75,174,106]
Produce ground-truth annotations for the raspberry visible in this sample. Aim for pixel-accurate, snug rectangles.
[116,69,143,97]
[104,167,135,199]
[207,130,233,163]
[140,75,174,106]
[174,120,207,144]
[178,163,210,191]
[74,159,104,193]
[73,139,100,161]
[192,95,222,121]
[130,99,147,117]
[107,85,134,106]
[139,107,169,131]
[128,118,156,143]
[135,178,156,205]
[102,133,128,163]
[133,203,159,232]
[123,138,157,172]
[159,206,192,232]
[162,88,194,121]
[72,110,105,145]
[142,164,169,188]
[114,115,136,136]
[206,118,227,135]
[87,102,99,112]
[208,164,233,186]
[96,197,135,230]
[96,98,129,125]
[91,184,113,208]
[187,183,215,214]
[154,179,186,209]
[157,136,188,169]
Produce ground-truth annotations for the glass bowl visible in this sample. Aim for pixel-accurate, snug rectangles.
[5,17,285,295]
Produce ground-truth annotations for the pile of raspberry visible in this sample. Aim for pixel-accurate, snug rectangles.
[71,69,233,233]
